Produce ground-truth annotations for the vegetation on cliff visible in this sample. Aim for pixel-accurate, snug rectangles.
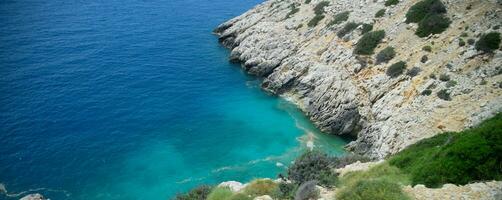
[405,0,450,37]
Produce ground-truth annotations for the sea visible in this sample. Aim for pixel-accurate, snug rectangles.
[0,0,347,199]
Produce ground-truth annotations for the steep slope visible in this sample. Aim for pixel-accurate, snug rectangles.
[215,0,502,158]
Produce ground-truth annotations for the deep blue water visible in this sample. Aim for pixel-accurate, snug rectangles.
[0,0,347,199]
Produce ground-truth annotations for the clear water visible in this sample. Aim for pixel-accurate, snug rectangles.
[0,0,348,199]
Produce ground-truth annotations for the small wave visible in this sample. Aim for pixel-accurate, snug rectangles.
[0,182,71,198]
[176,177,206,184]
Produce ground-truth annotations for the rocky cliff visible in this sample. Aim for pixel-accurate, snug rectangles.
[215,0,502,158]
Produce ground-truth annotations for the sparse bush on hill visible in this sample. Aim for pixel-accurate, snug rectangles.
[421,89,432,96]
[308,15,325,27]
[337,179,410,200]
[329,11,350,26]
[376,47,396,64]
[337,22,359,38]
[313,1,330,15]
[467,38,475,45]
[174,185,213,200]
[304,0,311,4]
[476,32,501,53]
[422,45,432,52]
[389,113,502,187]
[405,0,446,23]
[272,182,297,200]
[286,4,300,19]
[385,0,399,7]
[287,151,335,184]
[207,187,233,200]
[406,0,450,37]
[360,23,373,34]
[439,73,450,81]
[415,14,451,37]
[354,30,386,55]
[386,61,407,78]
[375,9,386,18]
[243,179,278,197]
[436,89,451,100]
[406,67,421,77]
[459,38,465,46]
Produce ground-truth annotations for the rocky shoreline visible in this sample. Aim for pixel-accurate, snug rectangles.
[215,0,502,158]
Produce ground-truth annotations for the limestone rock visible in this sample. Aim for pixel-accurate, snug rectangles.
[19,194,46,200]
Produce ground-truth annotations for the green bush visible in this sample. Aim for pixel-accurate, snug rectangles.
[476,32,501,53]
[313,1,330,15]
[406,67,421,77]
[421,89,432,96]
[415,14,451,37]
[329,11,350,26]
[386,61,407,78]
[437,89,451,101]
[304,0,311,4]
[227,193,252,200]
[295,180,319,200]
[272,182,297,200]
[385,0,400,6]
[376,47,396,64]
[467,38,475,45]
[337,22,359,38]
[361,23,374,34]
[173,185,213,200]
[354,30,385,55]
[389,113,502,187]
[286,4,300,19]
[308,14,325,27]
[422,45,432,52]
[375,9,386,18]
[337,179,410,200]
[287,151,335,184]
[439,73,450,81]
[459,38,466,46]
[405,0,447,23]
[446,80,457,88]
[460,32,468,37]
[207,187,234,200]
[243,179,278,197]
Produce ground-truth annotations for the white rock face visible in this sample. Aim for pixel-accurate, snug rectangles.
[215,0,502,158]
[218,181,247,192]
[254,195,273,200]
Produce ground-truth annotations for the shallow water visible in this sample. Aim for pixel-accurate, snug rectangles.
[0,0,348,199]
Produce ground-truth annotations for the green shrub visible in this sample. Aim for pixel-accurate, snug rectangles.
[439,73,450,81]
[308,14,325,27]
[494,25,501,30]
[421,89,432,96]
[313,1,330,15]
[227,193,252,200]
[272,182,297,200]
[354,30,386,55]
[174,185,213,200]
[459,38,465,46]
[286,4,300,19]
[304,0,311,4]
[385,0,400,6]
[389,113,502,187]
[287,151,335,184]
[460,32,468,37]
[446,80,457,88]
[376,47,396,64]
[420,55,428,63]
[207,187,234,200]
[475,32,501,53]
[295,180,319,200]
[243,179,278,197]
[329,11,350,26]
[415,14,451,37]
[406,67,421,77]
[386,61,407,78]
[337,179,410,200]
[375,9,386,18]
[467,38,475,45]
[436,89,451,100]
[405,0,447,23]
[337,22,359,38]
[422,45,432,52]
[360,23,374,34]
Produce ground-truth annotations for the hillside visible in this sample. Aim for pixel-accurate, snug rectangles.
[214,0,502,159]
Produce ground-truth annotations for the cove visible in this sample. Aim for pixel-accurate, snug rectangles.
[0,0,347,199]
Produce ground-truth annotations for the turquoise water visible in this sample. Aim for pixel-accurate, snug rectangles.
[0,0,347,199]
